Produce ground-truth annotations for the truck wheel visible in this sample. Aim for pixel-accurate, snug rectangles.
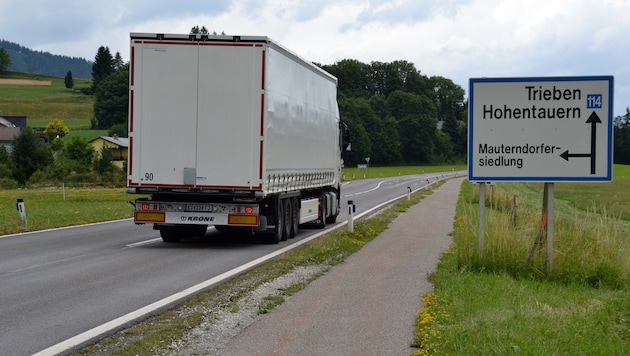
[190,225,208,237]
[160,229,181,243]
[266,202,283,244]
[289,197,299,238]
[282,199,291,241]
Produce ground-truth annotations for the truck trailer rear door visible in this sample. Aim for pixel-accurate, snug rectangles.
[129,38,264,189]
[195,43,264,189]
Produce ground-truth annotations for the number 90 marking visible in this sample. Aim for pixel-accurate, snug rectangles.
[144,172,154,181]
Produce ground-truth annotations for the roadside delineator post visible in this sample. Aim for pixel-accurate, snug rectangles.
[16,198,27,227]
[407,186,412,201]
[347,200,354,233]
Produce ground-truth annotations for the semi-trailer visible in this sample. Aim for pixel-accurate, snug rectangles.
[127,33,348,243]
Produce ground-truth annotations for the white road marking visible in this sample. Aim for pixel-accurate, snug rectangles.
[125,238,163,248]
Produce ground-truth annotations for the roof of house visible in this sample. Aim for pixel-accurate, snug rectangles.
[0,127,21,142]
[89,135,129,148]
[0,117,17,127]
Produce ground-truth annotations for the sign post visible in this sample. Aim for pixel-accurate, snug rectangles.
[468,76,614,272]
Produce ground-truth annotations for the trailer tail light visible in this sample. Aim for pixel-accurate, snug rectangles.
[139,202,160,211]
[235,206,257,214]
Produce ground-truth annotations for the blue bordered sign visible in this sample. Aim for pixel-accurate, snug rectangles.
[468,76,613,182]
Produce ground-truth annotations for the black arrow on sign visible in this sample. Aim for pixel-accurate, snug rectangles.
[559,111,602,174]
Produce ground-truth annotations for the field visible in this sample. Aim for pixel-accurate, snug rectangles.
[0,72,95,134]
[0,78,51,86]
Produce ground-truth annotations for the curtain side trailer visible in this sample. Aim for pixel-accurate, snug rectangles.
[127,33,348,243]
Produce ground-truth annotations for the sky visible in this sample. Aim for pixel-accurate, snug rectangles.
[1,0,629,116]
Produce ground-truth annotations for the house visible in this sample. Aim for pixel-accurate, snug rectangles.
[88,135,129,170]
[0,114,26,151]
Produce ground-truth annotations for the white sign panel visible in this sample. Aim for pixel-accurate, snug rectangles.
[468,76,614,182]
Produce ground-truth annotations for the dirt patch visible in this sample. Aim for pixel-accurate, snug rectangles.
[0,78,52,86]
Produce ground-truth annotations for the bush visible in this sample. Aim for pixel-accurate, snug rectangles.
[0,177,18,189]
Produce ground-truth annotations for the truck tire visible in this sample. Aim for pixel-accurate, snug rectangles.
[282,199,292,241]
[190,225,208,237]
[266,202,283,244]
[160,229,181,243]
[289,197,299,238]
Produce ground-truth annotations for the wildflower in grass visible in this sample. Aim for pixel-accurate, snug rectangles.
[413,292,454,355]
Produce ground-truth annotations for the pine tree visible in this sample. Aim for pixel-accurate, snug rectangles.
[113,51,124,71]
[91,46,113,93]
[0,48,11,72]
[64,70,74,89]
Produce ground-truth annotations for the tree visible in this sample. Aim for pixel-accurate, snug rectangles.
[63,137,94,168]
[0,48,12,72]
[112,51,125,71]
[93,70,129,129]
[190,26,209,34]
[614,107,630,164]
[108,123,128,138]
[12,128,52,183]
[343,123,371,167]
[371,60,426,97]
[0,145,13,179]
[91,46,114,92]
[429,76,467,158]
[92,147,114,174]
[387,90,437,164]
[64,70,74,89]
[44,119,70,142]
[377,116,404,165]
[322,59,372,99]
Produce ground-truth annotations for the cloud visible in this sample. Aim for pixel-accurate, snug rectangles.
[1,0,629,115]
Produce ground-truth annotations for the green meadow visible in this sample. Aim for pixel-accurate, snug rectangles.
[414,165,630,355]
[0,72,96,134]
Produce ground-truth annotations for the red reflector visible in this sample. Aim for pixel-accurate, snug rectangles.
[141,203,150,210]
[245,207,253,213]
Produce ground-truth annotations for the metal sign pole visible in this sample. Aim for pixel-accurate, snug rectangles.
[478,182,486,261]
[546,183,555,273]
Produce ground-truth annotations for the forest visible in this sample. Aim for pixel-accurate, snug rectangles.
[321,59,467,167]
[0,39,92,78]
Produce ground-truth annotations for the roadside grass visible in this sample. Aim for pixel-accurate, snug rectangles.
[0,187,135,235]
[413,165,630,355]
[342,164,465,181]
[75,182,436,355]
[0,165,453,237]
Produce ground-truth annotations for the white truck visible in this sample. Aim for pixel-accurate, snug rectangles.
[127,33,348,243]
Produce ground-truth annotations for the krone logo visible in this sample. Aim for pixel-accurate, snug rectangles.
[180,216,213,222]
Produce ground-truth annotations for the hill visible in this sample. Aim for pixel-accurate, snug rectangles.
[0,39,92,79]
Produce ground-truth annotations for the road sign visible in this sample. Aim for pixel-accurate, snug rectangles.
[468,76,614,182]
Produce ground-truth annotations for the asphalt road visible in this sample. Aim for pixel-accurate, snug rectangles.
[0,171,461,355]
